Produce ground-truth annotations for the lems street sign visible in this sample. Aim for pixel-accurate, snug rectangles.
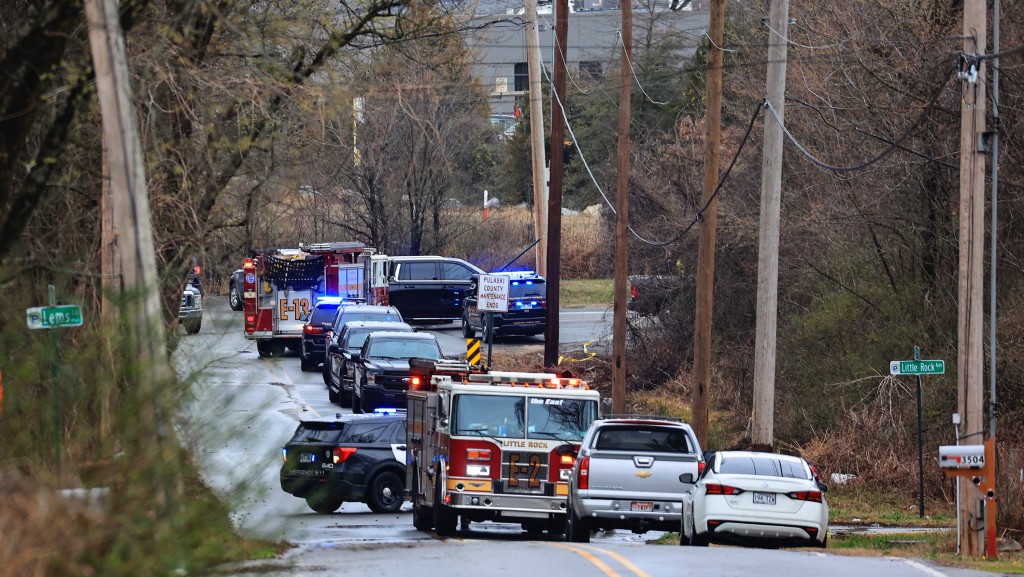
[889,359,945,376]
[26,305,83,329]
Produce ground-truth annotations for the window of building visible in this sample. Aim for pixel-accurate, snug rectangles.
[514,62,529,92]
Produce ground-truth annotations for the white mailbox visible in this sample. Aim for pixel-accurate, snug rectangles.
[938,445,986,469]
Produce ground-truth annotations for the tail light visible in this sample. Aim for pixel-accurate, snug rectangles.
[560,454,575,466]
[787,490,822,503]
[697,461,706,476]
[577,456,590,490]
[332,447,358,464]
[466,449,491,461]
[304,325,325,335]
[410,375,422,389]
[705,484,744,496]
[243,258,255,271]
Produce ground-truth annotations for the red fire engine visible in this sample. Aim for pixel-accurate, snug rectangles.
[242,242,372,357]
[405,361,601,535]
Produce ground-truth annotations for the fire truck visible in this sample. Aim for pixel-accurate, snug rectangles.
[242,242,372,357]
[405,360,601,535]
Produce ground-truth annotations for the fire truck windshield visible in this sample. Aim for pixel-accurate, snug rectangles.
[451,394,598,441]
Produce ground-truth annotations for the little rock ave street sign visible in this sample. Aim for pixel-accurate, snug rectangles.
[890,359,945,376]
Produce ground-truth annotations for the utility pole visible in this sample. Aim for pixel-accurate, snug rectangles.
[526,0,548,277]
[957,0,986,558]
[752,0,789,448]
[611,0,633,414]
[544,0,569,368]
[85,0,177,528]
[691,0,725,447]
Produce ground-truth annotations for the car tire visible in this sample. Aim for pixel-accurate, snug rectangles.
[461,313,475,338]
[322,361,331,387]
[327,385,339,404]
[340,388,352,409]
[300,356,316,372]
[565,503,590,543]
[353,388,363,414]
[306,492,344,514]
[183,318,201,334]
[816,534,828,549]
[689,518,709,547]
[367,471,404,514]
[433,475,457,536]
[412,468,433,532]
[229,285,243,311]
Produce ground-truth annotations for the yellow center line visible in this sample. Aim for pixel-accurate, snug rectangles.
[577,544,652,577]
[546,543,622,577]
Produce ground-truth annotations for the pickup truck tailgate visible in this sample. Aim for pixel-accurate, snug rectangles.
[586,451,698,498]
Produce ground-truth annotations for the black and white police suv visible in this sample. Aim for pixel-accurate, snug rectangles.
[279,410,407,514]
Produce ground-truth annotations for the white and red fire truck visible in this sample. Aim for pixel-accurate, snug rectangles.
[242,242,372,357]
[405,361,601,536]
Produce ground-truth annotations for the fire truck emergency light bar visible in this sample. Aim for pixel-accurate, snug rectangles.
[433,373,590,389]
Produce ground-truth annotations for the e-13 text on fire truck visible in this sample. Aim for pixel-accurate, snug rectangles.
[405,364,600,536]
[242,242,371,357]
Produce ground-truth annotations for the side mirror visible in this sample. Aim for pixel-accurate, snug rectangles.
[328,344,339,354]
[350,352,361,361]
[555,443,578,457]
[817,481,829,494]
[679,473,695,484]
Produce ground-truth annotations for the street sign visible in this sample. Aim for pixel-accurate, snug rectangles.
[889,359,945,376]
[478,274,510,313]
[26,305,83,329]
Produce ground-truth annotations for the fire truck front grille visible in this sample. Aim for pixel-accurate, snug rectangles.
[499,451,550,494]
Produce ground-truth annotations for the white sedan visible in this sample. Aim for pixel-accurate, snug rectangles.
[680,451,829,548]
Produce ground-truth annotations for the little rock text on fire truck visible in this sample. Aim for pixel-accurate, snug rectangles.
[405,361,601,536]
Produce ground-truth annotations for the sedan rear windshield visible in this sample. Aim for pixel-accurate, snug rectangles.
[718,456,810,479]
[310,304,341,324]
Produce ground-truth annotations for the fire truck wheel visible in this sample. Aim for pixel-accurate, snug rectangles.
[229,285,242,311]
[257,341,273,357]
[547,517,565,536]
[565,503,591,543]
[461,313,475,338]
[367,471,404,514]
[412,471,433,532]
[433,477,458,536]
[305,492,344,514]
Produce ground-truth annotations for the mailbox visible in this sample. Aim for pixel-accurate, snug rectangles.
[938,445,985,469]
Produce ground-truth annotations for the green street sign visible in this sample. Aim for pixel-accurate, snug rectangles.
[26,305,83,329]
[890,359,945,376]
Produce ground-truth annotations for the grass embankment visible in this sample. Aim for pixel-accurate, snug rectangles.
[561,278,613,307]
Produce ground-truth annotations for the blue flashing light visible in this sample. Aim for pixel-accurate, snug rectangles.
[317,296,345,305]
[373,407,398,415]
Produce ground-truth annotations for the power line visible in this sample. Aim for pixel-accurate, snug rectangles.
[763,69,954,173]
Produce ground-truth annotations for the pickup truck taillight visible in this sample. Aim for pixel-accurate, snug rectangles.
[305,325,326,335]
[577,456,590,490]
[698,461,706,476]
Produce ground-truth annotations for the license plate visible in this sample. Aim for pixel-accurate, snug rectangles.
[752,492,776,505]
[631,501,654,512]
[299,453,316,463]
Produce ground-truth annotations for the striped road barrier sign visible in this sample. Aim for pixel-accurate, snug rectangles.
[466,338,481,366]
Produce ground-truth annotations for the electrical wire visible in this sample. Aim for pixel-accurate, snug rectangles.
[544,46,763,246]
[617,28,673,106]
[763,69,954,173]
[763,21,851,51]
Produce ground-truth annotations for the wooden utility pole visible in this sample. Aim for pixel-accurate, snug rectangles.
[85,0,176,516]
[526,0,548,277]
[611,0,633,414]
[957,0,987,558]
[752,0,790,448]
[544,0,569,368]
[691,0,725,447]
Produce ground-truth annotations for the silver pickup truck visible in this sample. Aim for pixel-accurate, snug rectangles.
[565,417,704,542]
